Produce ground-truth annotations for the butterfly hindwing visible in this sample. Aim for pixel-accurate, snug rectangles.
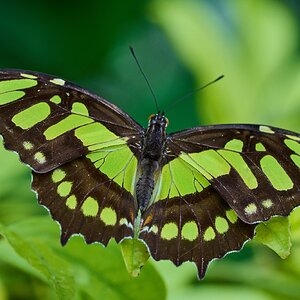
[167,124,300,223]
[140,190,254,279]
[0,69,143,172]
[32,145,138,246]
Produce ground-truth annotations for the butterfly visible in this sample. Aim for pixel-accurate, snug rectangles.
[0,69,300,279]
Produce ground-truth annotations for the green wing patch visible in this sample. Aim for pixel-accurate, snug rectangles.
[0,69,142,173]
[168,124,300,224]
[155,156,210,200]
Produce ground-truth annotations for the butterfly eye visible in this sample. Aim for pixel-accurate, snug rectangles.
[148,114,155,120]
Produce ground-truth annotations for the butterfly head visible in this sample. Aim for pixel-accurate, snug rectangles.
[148,112,169,129]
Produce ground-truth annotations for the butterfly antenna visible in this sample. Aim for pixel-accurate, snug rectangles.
[129,46,159,113]
[165,75,224,111]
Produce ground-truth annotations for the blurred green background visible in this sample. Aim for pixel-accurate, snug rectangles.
[1,0,300,299]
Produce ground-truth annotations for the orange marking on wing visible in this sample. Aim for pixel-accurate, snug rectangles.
[143,214,154,226]
[129,210,135,223]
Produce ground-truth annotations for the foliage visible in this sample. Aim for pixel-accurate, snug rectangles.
[255,217,291,259]
[121,238,150,277]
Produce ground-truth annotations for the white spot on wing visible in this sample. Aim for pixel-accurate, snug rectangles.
[34,152,46,164]
[259,126,274,134]
[262,199,273,208]
[119,218,133,229]
[20,73,37,79]
[23,141,34,150]
[50,78,65,86]
[244,203,257,215]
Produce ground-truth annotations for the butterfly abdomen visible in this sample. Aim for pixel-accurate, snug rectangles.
[136,158,159,212]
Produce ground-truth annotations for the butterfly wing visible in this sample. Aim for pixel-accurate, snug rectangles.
[0,69,143,245]
[139,153,255,279]
[139,123,300,278]
[165,124,300,223]
[0,69,143,172]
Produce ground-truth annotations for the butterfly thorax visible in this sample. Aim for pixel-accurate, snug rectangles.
[135,114,168,213]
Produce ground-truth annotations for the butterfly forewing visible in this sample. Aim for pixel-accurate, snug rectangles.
[0,69,143,172]
[167,124,300,223]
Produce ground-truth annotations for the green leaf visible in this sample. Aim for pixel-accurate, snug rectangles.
[120,238,150,277]
[0,217,166,300]
[0,278,8,300]
[152,0,300,130]
[254,216,291,259]
[63,238,165,300]
[0,222,75,300]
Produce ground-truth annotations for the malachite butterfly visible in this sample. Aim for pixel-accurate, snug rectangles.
[0,69,300,279]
